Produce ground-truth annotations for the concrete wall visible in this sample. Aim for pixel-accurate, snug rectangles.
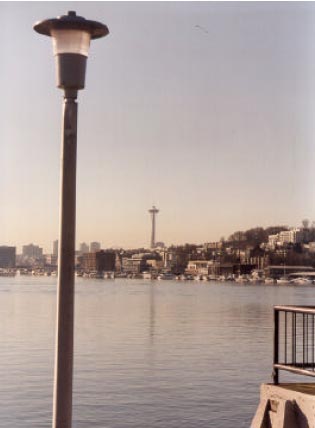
[252,383,315,428]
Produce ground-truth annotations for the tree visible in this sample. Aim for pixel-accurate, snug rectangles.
[228,231,246,243]
[265,226,288,236]
[245,227,267,246]
[302,219,310,229]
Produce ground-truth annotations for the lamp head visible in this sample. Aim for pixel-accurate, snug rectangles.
[34,11,109,92]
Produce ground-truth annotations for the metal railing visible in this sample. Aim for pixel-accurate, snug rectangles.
[273,305,315,384]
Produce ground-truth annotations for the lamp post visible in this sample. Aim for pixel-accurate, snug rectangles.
[33,12,109,428]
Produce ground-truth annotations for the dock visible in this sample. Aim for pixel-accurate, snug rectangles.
[252,383,315,428]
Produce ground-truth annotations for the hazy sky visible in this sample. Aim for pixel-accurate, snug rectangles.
[2,1,315,252]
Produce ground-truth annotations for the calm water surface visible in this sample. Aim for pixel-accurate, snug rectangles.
[1,276,314,428]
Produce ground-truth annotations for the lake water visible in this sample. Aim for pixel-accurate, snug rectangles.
[1,276,314,428]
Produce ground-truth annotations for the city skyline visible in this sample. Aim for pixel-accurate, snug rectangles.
[3,2,315,252]
[5,218,312,255]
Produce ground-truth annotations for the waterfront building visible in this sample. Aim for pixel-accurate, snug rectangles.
[166,249,190,274]
[157,249,169,268]
[90,241,101,253]
[264,265,314,279]
[115,253,122,272]
[145,258,164,271]
[186,260,236,277]
[22,243,43,259]
[186,260,213,275]
[82,250,115,272]
[79,242,89,254]
[216,263,235,276]
[0,246,16,268]
[121,256,148,274]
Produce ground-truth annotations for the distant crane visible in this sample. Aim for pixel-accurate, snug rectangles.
[148,206,159,249]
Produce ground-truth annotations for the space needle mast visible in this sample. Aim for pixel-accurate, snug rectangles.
[148,205,159,249]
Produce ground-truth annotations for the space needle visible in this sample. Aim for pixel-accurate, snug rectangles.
[148,205,159,249]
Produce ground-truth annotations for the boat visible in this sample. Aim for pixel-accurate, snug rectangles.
[290,277,313,285]
[277,260,290,285]
[132,273,143,279]
[235,275,249,283]
[0,269,16,277]
[264,278,275,285]
[157,272,176,280]
[276,276,290,285]
[89,271,103,279]
[115,272,128,278]
[142,272,152,280]
[175,274,187,280]
[103,272,115,279]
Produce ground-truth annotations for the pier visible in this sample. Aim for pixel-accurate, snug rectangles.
[252,306,315,427]
[252,383,315,428]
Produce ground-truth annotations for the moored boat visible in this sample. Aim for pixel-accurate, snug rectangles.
[276,276,290,285]
[157,272,176,280]
[264,278,276,285]
[290,277,313,285]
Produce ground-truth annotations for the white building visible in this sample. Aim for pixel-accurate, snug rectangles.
[186,260,213,275]
[268,229,304,249]
[279,229,303,245]
[90,242,101,253]
[79,242,89,254]
[268,234,279,249]
[22,243,43,259]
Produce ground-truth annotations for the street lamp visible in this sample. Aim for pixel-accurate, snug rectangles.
[33,11,109,428]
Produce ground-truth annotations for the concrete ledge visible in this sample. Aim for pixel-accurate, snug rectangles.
[251,383,315,428]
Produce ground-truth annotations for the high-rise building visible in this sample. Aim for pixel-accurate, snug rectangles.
[90,241,101,253]
[79,242,89,254]
[148,205,159,249]
[0,246,16,268]
[22,243,43,259]
[53,240,59,256]
[45,254,58,267]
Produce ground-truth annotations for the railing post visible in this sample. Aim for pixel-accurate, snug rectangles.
[273,308,279,385]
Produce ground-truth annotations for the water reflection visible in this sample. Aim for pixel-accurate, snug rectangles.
[149,282,156,344]
[1,277,315,428]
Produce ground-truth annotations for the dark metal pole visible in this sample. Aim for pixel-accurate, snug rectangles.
[53,91,78,428]
[273,308,279,385]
